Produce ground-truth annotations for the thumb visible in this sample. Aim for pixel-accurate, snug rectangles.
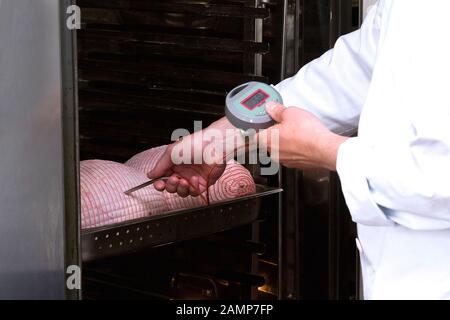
[147,146,174,179]
[265,102,286,123]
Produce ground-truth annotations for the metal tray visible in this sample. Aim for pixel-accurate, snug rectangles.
[81,185,282,262]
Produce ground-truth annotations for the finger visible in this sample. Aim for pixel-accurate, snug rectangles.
[147,145,174,179]
[165,176,180,194]
[153,180,166,191]
[265,102,286,123]
[189,176,200,197]
[177,179,190,198]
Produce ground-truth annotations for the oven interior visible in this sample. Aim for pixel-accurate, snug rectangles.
[77,0,286,300]
[75,0,360,300]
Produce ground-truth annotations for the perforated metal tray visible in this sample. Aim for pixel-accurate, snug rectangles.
[81,185,282,262]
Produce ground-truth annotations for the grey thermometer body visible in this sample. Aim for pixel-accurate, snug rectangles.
[225,82,283,131]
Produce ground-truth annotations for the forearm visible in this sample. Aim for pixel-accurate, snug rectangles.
[206,116,235,132]
[204,117,248,163]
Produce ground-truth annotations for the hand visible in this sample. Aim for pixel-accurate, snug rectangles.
[147,118,244,198]
[258,102,349,171]
[148,143,226,199]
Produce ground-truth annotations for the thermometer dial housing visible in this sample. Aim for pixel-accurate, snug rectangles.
[225,82,283,131]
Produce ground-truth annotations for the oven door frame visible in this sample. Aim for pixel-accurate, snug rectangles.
[61,0,82,300]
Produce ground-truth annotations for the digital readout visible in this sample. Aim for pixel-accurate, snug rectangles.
[242,91,269,110]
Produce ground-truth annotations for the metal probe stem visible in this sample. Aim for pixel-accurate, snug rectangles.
[124,177,169,196]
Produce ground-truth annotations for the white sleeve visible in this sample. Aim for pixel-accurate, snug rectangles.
[337,116,450,230]
[275,0,386,135]
[336,0,450,230]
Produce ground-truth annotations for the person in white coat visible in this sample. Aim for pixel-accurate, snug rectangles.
[149,0,450,299]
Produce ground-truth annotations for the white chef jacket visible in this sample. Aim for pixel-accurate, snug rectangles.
[275,0,450,300]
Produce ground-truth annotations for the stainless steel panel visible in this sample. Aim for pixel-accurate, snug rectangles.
[81,185,282,262]
[0,0,65,299]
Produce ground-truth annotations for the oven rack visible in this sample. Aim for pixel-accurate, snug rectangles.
[82,185,282,261]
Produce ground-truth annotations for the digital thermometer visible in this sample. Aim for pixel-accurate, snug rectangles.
[225,82,283,131]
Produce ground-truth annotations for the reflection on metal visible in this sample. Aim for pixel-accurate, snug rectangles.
[0,0,65,299]
[329,0,355,46]
[303,169,330,205]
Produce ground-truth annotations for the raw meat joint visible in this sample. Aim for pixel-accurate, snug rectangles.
[81,146,256,229]
[80,160,168,230]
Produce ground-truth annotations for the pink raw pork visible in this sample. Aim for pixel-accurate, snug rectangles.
[80,160,168,229]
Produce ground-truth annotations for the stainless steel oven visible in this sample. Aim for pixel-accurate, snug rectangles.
[0,0,361,300]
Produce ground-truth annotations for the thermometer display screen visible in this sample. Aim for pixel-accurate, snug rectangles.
[242,90,269,110]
